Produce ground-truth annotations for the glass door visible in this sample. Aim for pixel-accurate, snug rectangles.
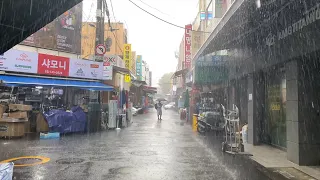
[266,67,287,148]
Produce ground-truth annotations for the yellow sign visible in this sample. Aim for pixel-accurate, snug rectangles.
[124,74,131,82]
[192,114,198,132]
[123,44,131,69]
[271,103,281,111]
[0,156,50,167]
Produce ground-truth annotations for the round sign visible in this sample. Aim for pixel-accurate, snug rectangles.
[96,44,107,55]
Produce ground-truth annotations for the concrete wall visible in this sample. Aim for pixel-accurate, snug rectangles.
[286,57,320,165]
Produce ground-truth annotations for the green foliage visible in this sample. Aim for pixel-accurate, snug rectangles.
[158,72,174,95]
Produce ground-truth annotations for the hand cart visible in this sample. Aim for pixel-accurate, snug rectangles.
[221,104,243,154]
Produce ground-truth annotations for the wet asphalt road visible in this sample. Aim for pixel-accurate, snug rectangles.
[0,109,270,180]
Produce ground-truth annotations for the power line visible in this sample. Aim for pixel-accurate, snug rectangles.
[103,0,123,54]
[109,0,117,22]
[84,0,95,22]
[128,0,211,34]
[109,0,123,54]
[136,0,173,18]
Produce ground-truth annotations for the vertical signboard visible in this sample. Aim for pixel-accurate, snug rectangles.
[123,44,131,69]
[37,54,70,76]
[136,55,142,80]
[192,31,202,59]
[185,24,192,69]
[131,51,136,75]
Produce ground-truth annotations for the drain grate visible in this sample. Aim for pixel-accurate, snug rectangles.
[56,158,85,164]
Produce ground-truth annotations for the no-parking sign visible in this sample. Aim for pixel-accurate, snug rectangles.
[95,44,107,55]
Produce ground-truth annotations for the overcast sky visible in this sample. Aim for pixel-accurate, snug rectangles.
[82,0,198,86]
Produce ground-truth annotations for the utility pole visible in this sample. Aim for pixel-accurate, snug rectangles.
[95,0,105,62]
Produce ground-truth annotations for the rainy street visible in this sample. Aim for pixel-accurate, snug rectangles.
[0,110,270,180]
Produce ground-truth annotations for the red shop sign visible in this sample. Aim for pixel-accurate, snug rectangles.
[38,54,70,76]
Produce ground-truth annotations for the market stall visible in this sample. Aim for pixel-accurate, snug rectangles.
[0,75,113,137]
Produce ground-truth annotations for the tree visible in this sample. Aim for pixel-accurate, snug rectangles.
[158,72,174,95]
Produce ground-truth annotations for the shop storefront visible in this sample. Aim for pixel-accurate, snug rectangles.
[0,49,113,137]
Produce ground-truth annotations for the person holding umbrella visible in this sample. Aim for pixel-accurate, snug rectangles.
[155,98,166,120]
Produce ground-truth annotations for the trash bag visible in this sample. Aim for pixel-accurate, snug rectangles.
[0,163,14,180]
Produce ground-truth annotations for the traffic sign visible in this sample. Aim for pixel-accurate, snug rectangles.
[95,44,107,55]
[124,74,131,82]
[94,55,103,62]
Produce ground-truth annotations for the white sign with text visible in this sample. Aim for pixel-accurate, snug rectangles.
[0,49,38,73]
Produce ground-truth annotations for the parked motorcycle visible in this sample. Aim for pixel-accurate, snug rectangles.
[197,110,225,134]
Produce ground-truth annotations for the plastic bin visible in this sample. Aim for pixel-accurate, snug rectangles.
[0,162,14,180]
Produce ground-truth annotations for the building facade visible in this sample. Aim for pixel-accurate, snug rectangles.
[190,0,320,166]
[81,22,128,60]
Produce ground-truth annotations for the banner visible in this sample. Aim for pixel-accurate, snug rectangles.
[192,31,202,59]
[185,24,192,69]
[20,3,83,54]
[136,55,142,80]
[69,59,102,79]
[123,44,131,69]
[103,55,120,80]
[0,49,38,73]
[37,53,70,76]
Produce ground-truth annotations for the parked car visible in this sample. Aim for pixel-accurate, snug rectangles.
[164,102,175,110]
[132,107,138,116]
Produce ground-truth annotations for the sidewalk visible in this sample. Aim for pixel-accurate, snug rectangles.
[244,143,320,180]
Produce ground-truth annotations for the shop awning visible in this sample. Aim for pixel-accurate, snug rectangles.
[131,79,147,87]
[0,75,113,91]
[143,86,157,93]
[171,68,189,79]
[113,66,130,74]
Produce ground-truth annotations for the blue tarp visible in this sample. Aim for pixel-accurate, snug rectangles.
[43,106,87,133]
[0,75,113,91]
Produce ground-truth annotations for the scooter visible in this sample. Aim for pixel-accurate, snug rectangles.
[197,111,225,134]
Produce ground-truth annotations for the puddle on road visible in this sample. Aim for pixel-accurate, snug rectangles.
[130,150,157,156]
[56,158,85,164]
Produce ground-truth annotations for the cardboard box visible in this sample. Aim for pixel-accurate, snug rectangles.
[0,104,6,118]
[0,121,25,137]
[9,111,28,119]
[36,113,49,132]
[9,104,32,111]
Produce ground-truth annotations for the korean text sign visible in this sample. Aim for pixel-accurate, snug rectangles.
[38,53,70,76]
[0,49,38,73]
[123,44,131,69]
[185,24,192,69]
[136,55,142,80]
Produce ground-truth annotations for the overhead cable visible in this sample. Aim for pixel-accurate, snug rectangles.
[128,0,211,34]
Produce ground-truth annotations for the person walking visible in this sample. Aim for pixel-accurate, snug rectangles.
[155,101,163,120]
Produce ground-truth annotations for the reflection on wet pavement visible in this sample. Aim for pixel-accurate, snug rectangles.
[0,110,270,180]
